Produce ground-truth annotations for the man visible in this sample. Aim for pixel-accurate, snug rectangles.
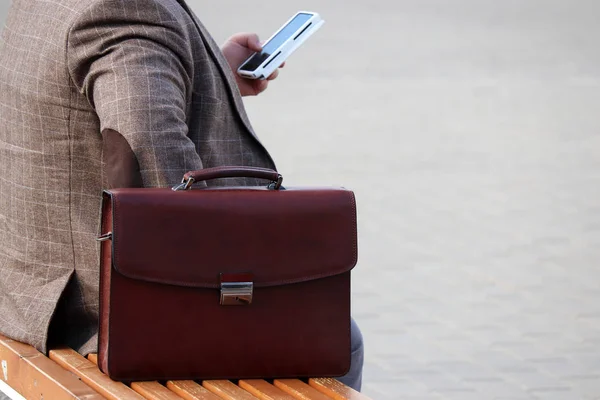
[0,0,363,390]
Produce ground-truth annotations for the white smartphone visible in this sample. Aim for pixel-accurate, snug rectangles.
[237,11,325,80]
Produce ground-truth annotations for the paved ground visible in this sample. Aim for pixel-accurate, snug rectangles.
[2,1,600,399]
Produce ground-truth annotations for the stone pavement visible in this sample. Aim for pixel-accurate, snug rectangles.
[3,1,600,399]
[200,1,600,399]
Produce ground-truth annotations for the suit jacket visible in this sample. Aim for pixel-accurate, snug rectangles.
[0,0,275,355]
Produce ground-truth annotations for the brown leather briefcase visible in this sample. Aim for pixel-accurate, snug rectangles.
[97,166,358,381]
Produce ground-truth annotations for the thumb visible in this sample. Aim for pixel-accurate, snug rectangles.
[245,33,262,52]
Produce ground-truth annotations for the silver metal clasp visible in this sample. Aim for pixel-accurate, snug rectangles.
[172,176,195,191]
[268,174,284,190]
[96,232,112,242]
[220,281,253,306]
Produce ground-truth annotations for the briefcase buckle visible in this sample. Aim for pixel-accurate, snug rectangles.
[220,275,253,306]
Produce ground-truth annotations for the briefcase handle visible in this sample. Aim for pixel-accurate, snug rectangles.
[172,166,283,191]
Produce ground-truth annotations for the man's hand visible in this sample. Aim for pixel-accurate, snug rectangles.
[221,33,284,97]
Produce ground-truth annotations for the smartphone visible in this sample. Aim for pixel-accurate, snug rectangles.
[237,11,325,80]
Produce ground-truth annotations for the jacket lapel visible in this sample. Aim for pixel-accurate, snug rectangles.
[175,0,259,141]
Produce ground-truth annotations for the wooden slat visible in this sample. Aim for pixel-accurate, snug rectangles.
[238,379,296,400]
[166,380,221,400]
[0,334,103,400]
[131,381,183,400]
[88,354,185,400]
[274,379,333,400]
[202,380,258,400]
[309,379,373,400]
[88,353,99,365]
[49,348,144,400]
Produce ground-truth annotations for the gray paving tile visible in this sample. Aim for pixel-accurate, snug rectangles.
[362,361,400,383]
[527,389,576,400]
[501,371,570,392]
[523,358,593,378]
[431,390,482,400]
[492,397,539,400]
[362,381,433,399]
[428,360,499,381]
[466,378,531,397]
[564,375,600,398]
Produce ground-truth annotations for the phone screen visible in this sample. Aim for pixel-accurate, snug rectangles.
[239,13,313,72]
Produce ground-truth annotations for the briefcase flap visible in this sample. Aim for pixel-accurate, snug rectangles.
[103,187,357,288]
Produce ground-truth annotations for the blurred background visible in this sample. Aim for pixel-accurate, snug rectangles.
[2,1,600,399]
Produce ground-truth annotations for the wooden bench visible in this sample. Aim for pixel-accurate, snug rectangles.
[0,334,372,400]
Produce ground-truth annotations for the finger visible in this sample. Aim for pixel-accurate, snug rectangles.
[253,80,269,95]
[279,61,286,68]
[266,69,280,81]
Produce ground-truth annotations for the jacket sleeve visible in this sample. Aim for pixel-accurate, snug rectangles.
[67,0,204,188]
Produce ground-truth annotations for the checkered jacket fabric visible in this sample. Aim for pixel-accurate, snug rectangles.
[0,0,275,354]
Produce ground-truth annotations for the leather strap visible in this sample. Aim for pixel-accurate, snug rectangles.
[183,166,280,183]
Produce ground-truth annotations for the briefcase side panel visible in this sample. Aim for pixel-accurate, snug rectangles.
[103,269,352,381]
[98,191,113,375]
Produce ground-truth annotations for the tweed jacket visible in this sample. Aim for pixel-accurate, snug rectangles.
[0,0,275,355]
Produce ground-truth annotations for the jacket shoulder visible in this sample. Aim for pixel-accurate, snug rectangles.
[69,0,188,24]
